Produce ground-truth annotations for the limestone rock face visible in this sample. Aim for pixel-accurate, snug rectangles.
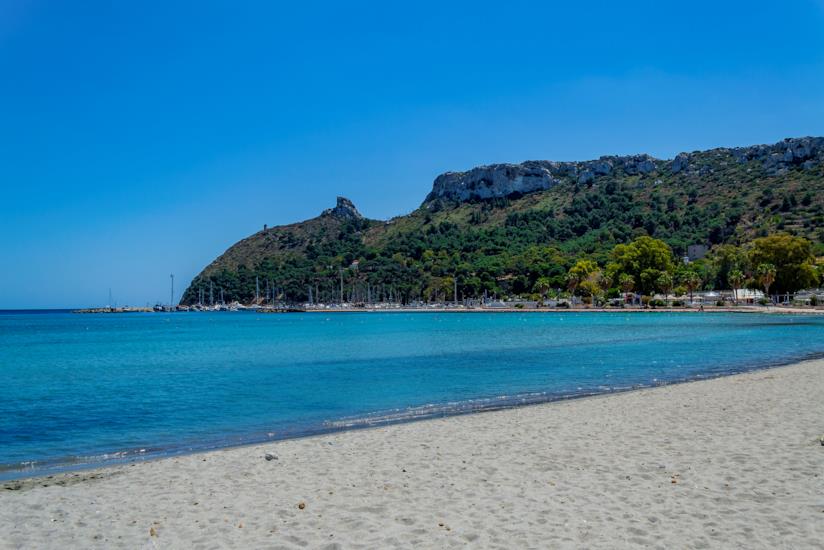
[425,162,563,204]
[423,155,662,206]
[671,153,690,174]
[592,159,613,175]
[669,137,824,177]
[619,154,657,175]
[578,170,595,185]
[423,137,824,207]
[729,137,824,175]
[322,196,363,220]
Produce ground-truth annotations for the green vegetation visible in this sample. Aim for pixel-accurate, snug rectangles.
[755,263,777,298]
[728,269,744,303]
[181,149,823,305]
[749,234,818,294]
[605,236,674,295]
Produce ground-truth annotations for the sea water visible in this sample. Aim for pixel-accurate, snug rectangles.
[1,310,822,479]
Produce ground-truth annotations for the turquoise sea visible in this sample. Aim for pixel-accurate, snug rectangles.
[1,310,822,479]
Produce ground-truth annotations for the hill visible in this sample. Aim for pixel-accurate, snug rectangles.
[180,137,824,305]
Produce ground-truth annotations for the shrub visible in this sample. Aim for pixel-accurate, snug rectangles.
[716,300,725,307]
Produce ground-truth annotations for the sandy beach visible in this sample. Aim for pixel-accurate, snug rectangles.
[2,359,823,549]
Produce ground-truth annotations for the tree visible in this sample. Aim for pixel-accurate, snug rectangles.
[709,244,749,291]
[756,263,777,303]
[441,276,456,303]
[567,259,601,304]
[680,270,702,305]
[579,271,607,304]
[533,277,553,300]
[749,235,819,294]
[597,269,612,304]
[640,268,664,298]
[609,236,675,295]
[728,269,744,304]
[618,273,635,304]
[565,272,580,297]
[656,272,673,306]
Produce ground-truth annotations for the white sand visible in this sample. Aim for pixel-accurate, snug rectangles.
[2,360,823,549]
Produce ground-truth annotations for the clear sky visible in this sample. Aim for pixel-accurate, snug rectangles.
[1,1,823,308]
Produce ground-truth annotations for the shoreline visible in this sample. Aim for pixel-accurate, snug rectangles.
[3,349,822,484]
[59,306,824,315]
[301,305,824,315]
[2,358,823,547]
[3,305,813,315]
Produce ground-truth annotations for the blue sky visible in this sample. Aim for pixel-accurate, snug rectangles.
[1,1,823,308]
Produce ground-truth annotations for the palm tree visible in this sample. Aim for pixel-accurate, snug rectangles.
[586,270,609,307]
[756,263,777,304]
[566,259,601,307]
[728,269,744,305]
[565,271,579,294]
[656,272,673,307]
[681,271,702,305]
[533,277,552,300]
[598,271,611,297]
[619,273,635,305]
[565,271,585,307]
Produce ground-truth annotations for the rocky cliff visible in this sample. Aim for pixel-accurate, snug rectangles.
[321,196,364,220]
[423,137,824,206]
